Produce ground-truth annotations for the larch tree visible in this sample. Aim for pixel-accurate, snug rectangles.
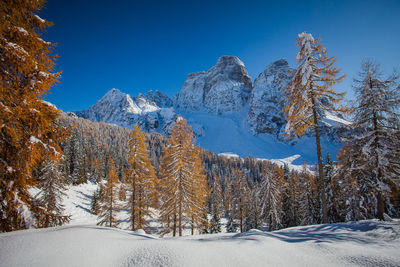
[97,157,120,228]
[125,125,156,231]
[0,0,64,232]
[158,118,208,236]
[285,32,345,223]
[342,60,400,220]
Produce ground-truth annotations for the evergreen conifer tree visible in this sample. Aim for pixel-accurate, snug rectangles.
[339,60,400,220]
[35,160,70,227]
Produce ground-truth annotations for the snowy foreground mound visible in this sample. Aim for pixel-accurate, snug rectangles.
[1,220,399,267]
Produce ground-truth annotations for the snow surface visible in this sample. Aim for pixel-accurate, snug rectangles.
[2,183,399,266]
[182,109,341,165]
[1,218,399,266]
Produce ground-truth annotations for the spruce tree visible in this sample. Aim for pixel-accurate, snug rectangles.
[340,60,400,220]
[0,0,64,232]
[230,169,249,233]
[209,175,223,233]
[259,164,283,231]
[35,160,70,227]
[285,32,345,223]
[298,165,319,225]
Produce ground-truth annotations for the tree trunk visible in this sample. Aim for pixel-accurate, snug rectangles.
[178,201,182,236]
[131,180,136,231]
[311,94,328,223]
[371,94,384,221]
[377,191,384,220]
[191,215,194,235]
[173,213,177,237]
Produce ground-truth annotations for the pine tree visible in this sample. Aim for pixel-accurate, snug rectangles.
[97,158,120,227]
[158,118,208,236]
[341,60,400,220]
[0,0,64,232]
[35,160,70,227]
[259,164,283,231]
[125,125,156,231]
[285,32,345,223]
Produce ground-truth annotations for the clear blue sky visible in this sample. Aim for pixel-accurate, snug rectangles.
[39,0,400,112]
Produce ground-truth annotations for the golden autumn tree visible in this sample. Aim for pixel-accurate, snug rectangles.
[285,32,345,223]
[0,0,64,231]
[158,118,208,236]
[124,125,156,231]
[97,157,121,228]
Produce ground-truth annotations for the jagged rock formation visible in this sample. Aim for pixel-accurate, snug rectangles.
[174,56,252,114]
[247,59,292,136]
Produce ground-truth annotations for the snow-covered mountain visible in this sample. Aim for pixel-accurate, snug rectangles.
[247,59,292,137]
[174,56,252,114]
[75,88,177,134]
[72,56,350,163]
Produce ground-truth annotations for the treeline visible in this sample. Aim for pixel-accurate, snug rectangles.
[57,112,400,235]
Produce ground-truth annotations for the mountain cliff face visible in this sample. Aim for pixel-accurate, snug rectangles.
[174,56,252,114]
[72,56,349,162]
[247,59,292,136]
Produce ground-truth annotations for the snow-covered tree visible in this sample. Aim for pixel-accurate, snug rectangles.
[35,160,70,227]
[340,60,400,220]
[285,32,346,223]
[259,164,283,231]
[282,165,301,227]
[209,175,223,233]
[230,169,249,233]
[91,185,102,215]
[125,125,156,231]
[333,145,366,222]
[298,165,319,225]
[97,157,121,227]
[0,0,65,232]
[158,118,208,236]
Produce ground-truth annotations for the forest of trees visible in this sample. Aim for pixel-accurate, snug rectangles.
[0,1,399,234]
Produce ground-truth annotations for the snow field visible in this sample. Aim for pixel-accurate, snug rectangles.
[1,183,399,266]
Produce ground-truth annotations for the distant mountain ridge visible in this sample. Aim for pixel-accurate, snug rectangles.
[72,56,349,162]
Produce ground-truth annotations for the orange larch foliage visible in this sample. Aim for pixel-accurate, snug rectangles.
[0,0,64,232]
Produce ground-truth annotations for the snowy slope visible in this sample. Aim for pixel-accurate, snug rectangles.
[182,109,342,164]
[1,218,399,266]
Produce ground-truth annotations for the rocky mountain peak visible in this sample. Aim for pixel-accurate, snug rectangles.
[174,56,252,114]
[145,90,173,108]
[247,59,293,136]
